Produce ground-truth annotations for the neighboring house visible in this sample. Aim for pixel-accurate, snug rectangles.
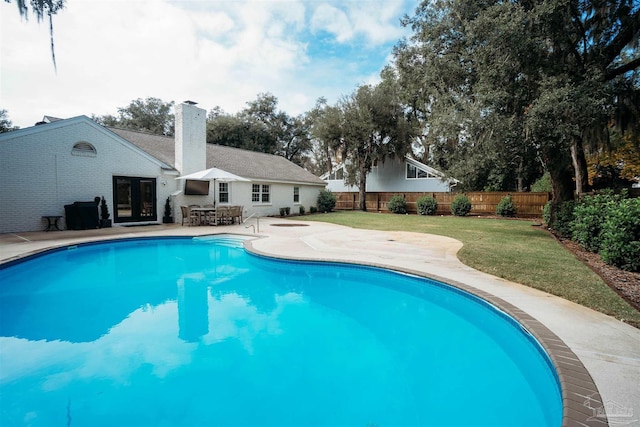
[321,156,457,193]
[0,102,326,233]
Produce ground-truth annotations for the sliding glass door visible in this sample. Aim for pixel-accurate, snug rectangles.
[113,177,157,223]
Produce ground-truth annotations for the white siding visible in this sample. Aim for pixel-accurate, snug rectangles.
[367,158,452,192]
[173,180,324,224]
[0,119,178,233]
[326,158,452,193]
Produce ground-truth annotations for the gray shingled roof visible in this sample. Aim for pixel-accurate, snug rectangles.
[108,127,325,186]
[108,127,176,168]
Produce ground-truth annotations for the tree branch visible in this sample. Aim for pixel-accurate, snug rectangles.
[602,9,640,68]
[48,11,57,73]
[606,56,640,80]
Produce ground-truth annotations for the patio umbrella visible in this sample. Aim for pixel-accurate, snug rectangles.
[176,167,249,203]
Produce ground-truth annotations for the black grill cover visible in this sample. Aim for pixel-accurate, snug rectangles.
[64,201,99,230]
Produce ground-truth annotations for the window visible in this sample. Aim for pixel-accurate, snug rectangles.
[417,169,433,178]
[293,187,300,203]
[406,162,435,179]
[252,184,271,203]
[406,163,417,179]
[328,167,344,180]
[71,141,96,157]
[218,182,229,203]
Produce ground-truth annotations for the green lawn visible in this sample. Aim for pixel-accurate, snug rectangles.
[299,211,640,326]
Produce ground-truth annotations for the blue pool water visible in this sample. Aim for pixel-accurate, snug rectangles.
[0,236,562,426]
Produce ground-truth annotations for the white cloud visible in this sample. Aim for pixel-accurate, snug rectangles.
[310,4,354,42]
[0,0,413,128]
[310,0,408,45]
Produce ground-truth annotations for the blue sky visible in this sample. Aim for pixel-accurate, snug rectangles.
[1,0,417,128]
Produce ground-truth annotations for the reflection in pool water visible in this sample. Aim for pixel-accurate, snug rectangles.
[0,237,562,426]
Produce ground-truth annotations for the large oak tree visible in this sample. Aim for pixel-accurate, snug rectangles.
[394,0,639,224]
[314,69,417,210]
[206,93,312,167]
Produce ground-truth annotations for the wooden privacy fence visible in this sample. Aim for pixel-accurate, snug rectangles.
[333,192,551,218]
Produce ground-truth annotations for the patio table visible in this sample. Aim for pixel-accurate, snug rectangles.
[190,207,216,226]
[42,215,63,231]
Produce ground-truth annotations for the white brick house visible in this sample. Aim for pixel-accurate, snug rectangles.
[0,102,326,233]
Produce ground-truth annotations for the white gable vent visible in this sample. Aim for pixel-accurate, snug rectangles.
[72,141,97,157]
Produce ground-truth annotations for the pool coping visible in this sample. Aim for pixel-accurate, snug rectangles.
[245,238,609,427]
[0,227,610,426]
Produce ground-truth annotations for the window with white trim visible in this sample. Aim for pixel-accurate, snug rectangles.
[71,141,97,157]
[293,186,300,203]
[406,162,436,179]
[218,182,229,203]
[252,184,270,203]
[328,167,344,180]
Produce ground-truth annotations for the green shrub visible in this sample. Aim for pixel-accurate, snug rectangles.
[496,195,517,217]
[417,195,438,215]
[571,192,621,252]
[299,206,305,215]
[317,190,336,213]
[543,201,551,225]
[279,207,287,216]
[543,200,575,237]
[387,195,407,214]
[600,197,640,272]
[451,194,472,216]
[551,200,576,238]
[531,172,552,192]
[310,206,317,214]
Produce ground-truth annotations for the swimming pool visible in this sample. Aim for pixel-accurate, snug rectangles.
[0,236,562,426]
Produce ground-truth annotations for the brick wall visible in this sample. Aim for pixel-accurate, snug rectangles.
[0,118,178,233]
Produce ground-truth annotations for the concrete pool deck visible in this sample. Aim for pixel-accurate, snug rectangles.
[1,218,639,426]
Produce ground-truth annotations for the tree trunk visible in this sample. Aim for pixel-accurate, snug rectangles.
[358,166,368,211]
[570,136,590,196]
[542,147,574,227]
[358,186,367,211]
[325,144,333,175]
[516,157,524,192]
[549,165,574,205]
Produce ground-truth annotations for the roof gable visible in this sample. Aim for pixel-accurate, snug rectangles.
[321,155,457,183]
[0,117,172,170]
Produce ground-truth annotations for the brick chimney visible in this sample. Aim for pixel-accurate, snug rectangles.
[175,101,206,174]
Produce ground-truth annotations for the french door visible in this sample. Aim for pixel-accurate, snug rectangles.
[113,177,157,223]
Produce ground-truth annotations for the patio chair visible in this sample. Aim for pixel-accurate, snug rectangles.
[188,204,203,225]
[215,206,231,225]
[180,205,200,226]
[203,204,216,225]
[180,205,190,226]
[229,205,243,224]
